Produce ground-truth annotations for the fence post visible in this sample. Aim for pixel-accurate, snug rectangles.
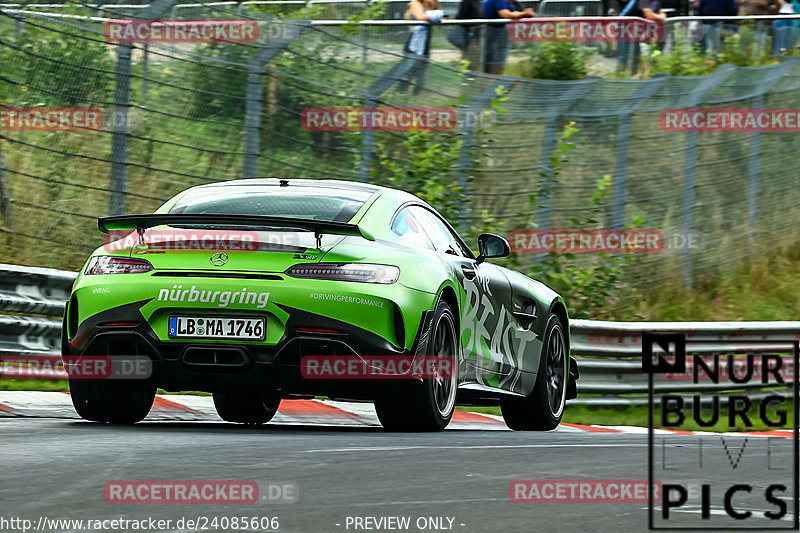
[141,43,149,103]
[243,65,266,180]
[536,117,559,230]
[454,76,516,233]
[356,54,419,182]
[363,25,369,62]
[611,117,630,229]
[680,129,698,284]
[243,21,309,179]
[610,76,667,229]
[109,42,132,216]
[536,78,599,230]
[746,94,762,255]
[743,59,795,252]
[0,123,13,230]
[677,65,735,284]
[109,0,181,216]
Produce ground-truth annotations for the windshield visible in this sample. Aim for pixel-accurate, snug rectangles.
[169,186,372,223]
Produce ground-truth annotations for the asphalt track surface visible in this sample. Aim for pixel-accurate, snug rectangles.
[2,410,797,533]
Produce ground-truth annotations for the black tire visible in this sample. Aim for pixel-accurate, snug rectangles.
[213,392,280,425]
[69,378,156,424]
[501,314,568,431]
[374,299,459,432]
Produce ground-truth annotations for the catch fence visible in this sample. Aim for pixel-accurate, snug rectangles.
[2,8,800,287]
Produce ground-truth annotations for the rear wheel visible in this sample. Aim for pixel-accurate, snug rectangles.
[374,300,458,432]
[501,314,568,431]
[69,378,156,424]
[213,392,281,425]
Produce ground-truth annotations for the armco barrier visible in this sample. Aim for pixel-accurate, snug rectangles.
[0,263,73,375]
[569,319,800,405]
[1,264,799,406]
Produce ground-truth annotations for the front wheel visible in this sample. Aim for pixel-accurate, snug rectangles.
[501,314,568,431]
[374,299,459,432]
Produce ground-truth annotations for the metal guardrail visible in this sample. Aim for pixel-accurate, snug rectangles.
[0,264,73,362]
[10,8,800,30]
[1,264,799,406]
[537,0,603,17]
[569,318,800,406]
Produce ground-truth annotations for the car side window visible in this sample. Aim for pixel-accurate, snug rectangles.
[391,208,434,250]
[408,206,466,257]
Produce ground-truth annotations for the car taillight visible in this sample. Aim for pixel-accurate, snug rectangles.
[285,263,399,284]
[85,256,153,275]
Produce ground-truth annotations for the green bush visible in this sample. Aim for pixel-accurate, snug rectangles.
[648,24,775,76]
[523,41,592,81]
[716,24,775,67]
[648,28,712,76]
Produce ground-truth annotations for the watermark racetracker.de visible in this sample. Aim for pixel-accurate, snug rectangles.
[103,228,302,253]
[661,108,800,132]
[1,108,102,131]
[103,480,297,504]
[509,17,664,42]
[300,355,455,380]
[103,20,259,43]
[0,354,152,380]
[0,516,281,532]
[509,479,662,502]
[300,107,498,132]
[509,229,704,254]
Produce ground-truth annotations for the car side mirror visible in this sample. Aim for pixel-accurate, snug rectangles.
[476,234,510,264]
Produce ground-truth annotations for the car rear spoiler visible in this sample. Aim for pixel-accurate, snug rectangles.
[98,214,375,248]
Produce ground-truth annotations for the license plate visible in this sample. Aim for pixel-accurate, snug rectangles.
[168,316,265,340]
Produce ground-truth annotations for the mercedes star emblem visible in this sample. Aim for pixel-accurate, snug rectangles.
[210,252,229,266]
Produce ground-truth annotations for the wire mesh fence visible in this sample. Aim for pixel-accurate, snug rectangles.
[2,6,800,290]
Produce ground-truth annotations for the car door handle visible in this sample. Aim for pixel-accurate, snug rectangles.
[461,265,477,280]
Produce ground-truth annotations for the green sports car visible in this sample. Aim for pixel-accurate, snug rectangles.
[63,178,578,431]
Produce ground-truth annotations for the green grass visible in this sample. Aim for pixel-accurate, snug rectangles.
[604,239,800,321]
[158,390,211,396]
[0,380,215,395]
[460,403,794,432]
[0,379,69,392]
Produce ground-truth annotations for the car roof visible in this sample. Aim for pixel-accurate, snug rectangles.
[174,178,473,255]
[187,178,388,196]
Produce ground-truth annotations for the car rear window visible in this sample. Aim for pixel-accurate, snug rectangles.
[169,187,371,223]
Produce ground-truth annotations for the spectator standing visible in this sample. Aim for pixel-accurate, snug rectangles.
[738,0,780,54]
[481,0,534,74]
[452,0,482,69]
[773,0,794,53]
[738,0,779,17]
[402,0,445,94]
[617,0,666,74]
[696,0,738,53]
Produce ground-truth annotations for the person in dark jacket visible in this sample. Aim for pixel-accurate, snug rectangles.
[617,0,666,73]
[455,0,482,69]
[696,0,738,53]
[481,0,534,74]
